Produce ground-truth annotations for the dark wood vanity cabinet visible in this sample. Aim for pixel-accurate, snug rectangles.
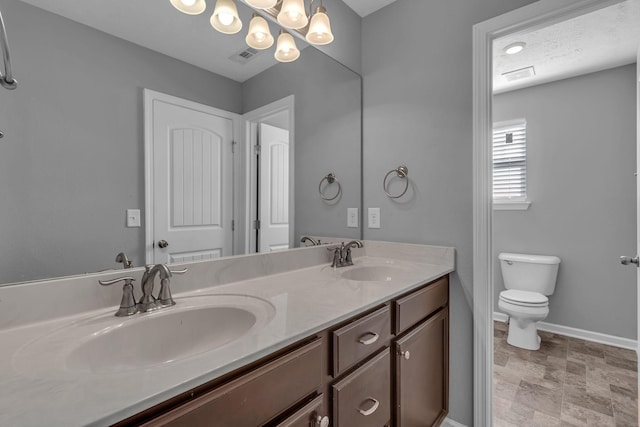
[117,275,449,427]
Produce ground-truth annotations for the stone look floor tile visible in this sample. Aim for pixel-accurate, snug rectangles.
[492,322,638,427]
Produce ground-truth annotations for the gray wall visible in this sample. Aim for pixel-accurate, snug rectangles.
[493,65,637,340]
[360,0,537,424]
[243,47,362,243]
[0,0,242,283]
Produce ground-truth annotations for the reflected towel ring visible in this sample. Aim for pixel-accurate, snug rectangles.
[383,165,409,199]
[319,172,341,201]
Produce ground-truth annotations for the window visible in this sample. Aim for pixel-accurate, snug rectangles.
[492,119,530,210]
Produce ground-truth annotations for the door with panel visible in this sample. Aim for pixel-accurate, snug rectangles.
[149,93,235,264]
[395,307,449,427]
[258,123,290,252]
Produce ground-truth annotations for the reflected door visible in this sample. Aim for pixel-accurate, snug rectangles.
[150,96,234,263]
[258,123,290,252]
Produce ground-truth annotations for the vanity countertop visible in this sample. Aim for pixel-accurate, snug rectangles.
[0,241,454,427]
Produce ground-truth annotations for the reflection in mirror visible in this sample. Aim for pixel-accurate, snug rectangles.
[0,0,362,285]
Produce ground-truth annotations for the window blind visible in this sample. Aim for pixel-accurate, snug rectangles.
[493,121,526,200]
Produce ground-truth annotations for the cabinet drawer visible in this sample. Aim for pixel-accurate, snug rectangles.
[394,275,448,334]
[332,348,391,427]
[141,338,323,427]
[273,394,325,427]
[332,305,391,376]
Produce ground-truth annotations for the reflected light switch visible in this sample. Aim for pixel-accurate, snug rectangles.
[368,208,380,229]
[127,209,141,228]
[347,208,358,228]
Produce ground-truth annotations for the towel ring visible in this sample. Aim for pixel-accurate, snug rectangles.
[319,172,341,201]
[383,165,409,199]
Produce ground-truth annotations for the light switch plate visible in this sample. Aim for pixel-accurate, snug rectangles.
[127,209,141,228]
[368,207,380,229]
[347,208,358,228]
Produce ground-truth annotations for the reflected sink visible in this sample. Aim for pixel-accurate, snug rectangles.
[14,294,275,375]
[341,265,412,282]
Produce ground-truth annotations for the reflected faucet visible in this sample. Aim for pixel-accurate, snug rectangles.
[301,236,321,246]
[115,252,133,269]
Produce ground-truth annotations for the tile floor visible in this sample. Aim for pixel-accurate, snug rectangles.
[493,321,638,426]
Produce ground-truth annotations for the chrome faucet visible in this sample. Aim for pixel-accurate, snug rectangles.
[99,264,188,316]
[343,240,363,266]
[139,264,188,312]
[301,236,321,246]
[328,240,363,268]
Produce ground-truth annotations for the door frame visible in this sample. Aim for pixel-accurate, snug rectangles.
[471,1,627,425]
[242,95,295,254]
[143,89,242,264]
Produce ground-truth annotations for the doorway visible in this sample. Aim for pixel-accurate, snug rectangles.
[472,1,639,425]
[243,96,295,253]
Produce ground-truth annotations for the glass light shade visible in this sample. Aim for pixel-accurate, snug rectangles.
[245,0,277,8]
[305,6,334,45]
[277,0,308,29]
[246,15,274,50]
[275,31,300,62]
[169,0,206,15]
[210,0,242,34]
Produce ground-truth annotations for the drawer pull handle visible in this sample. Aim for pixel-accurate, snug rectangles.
[358,397,380,416]
[358,332,379,345]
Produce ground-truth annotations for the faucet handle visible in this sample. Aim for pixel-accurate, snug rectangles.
[99,276,135,286]
[169,267,188,275]
[98,277,138,317]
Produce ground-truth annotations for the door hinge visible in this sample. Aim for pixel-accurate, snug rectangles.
[253,219,261,230]
[254,144,261,156]
[231,219,235,231]
[231,140,237,154]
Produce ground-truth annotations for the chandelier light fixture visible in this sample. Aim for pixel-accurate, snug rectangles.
[274,30,300,62]
[170,0,207,15]
[210,0,242,34]
[246,13,275,50]
[170,0,334,62]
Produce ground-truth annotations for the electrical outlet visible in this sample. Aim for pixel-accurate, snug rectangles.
[347,208,358,228]
[368,208,380,229]
[126,209,141,228]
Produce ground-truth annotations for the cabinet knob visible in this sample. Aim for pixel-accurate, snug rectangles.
[314,415,330,427]
[401,350,410,360]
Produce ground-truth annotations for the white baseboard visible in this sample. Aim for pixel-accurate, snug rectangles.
[493,312,637,350]
[442,418,468,427]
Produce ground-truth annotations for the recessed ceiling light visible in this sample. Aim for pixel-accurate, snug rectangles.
[504,42,526,55]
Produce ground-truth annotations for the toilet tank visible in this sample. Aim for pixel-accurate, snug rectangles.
[499,252,561,295]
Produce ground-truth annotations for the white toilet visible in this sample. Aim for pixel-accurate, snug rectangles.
[498,252,561,350]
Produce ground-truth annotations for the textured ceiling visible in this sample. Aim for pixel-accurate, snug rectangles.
[494,0,640,93]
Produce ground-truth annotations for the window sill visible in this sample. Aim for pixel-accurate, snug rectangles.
[493,200,531,211]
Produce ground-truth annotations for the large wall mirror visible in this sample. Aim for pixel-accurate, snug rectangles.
[0,0,362,285]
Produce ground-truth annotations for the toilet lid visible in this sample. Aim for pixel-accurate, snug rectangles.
[500,290,548,306]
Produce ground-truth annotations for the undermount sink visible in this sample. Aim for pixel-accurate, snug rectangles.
[341,265,412,282]
[13,294,275,375]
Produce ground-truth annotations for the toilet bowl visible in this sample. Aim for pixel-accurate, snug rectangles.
[498,253,560,351]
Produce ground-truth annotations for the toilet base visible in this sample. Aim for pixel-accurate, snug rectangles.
[506,319,541,350]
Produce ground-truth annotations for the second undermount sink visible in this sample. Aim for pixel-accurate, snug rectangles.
[341,265,412,282]
[14,294,275,375]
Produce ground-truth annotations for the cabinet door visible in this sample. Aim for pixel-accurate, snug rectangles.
[394,308,449,427]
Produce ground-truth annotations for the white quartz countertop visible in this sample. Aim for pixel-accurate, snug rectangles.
[0,241,454,427]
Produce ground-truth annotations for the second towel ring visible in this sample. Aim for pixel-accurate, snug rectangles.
[319,172,342,201]
[383,165,409,199]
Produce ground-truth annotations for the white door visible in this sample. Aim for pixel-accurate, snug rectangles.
[258,123,290,252]
[147,92,234,264]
